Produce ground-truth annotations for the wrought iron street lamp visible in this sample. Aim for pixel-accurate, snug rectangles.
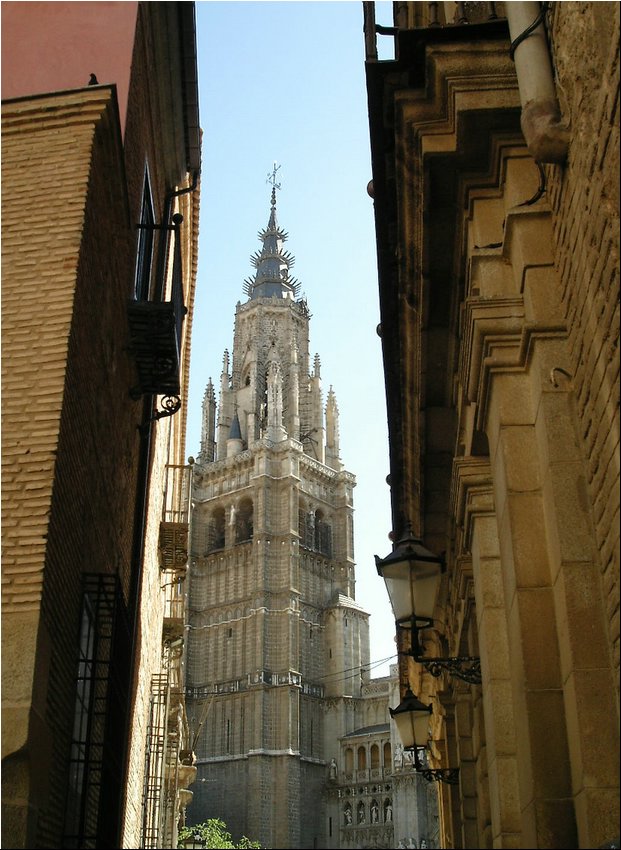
[376,524,481,685]
[389,688,459,785]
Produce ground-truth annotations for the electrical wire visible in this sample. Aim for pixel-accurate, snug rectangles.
[316,653,398,683]
[518,162,547,206]
[509,1,550,62]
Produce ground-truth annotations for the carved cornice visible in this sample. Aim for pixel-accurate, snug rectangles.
[450,456,494,556]
[460,295,524,408]
[459,294,567,432]
[369,32,522,538]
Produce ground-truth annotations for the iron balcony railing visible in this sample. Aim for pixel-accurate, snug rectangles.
[163,576,185,631]
[159,464,193,572]
[128,215,187,398]
[163,463,192,526]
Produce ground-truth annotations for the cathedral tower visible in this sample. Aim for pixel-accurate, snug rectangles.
[186,181,371,849]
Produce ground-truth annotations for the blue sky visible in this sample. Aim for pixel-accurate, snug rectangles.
[187,0,396,678]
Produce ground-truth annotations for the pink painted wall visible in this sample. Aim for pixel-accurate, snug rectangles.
[1,1,138,130]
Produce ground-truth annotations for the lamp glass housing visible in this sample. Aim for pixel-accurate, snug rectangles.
[376,532,444,623]
[389,690,432,750]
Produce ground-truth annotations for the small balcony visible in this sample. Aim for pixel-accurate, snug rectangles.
[127,221,187,398]
[163,578,185,642]
[127,300,184,396]
[159,464,193,572]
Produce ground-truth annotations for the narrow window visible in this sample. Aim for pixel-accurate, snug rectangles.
[134,168,155,300]
[64,575,128,849]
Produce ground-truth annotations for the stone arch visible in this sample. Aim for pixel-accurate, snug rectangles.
[206,505,225,552]
[345,747,354,774]
[235,497,253,543]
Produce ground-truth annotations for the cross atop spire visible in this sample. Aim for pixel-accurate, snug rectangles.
[266,161,281,192]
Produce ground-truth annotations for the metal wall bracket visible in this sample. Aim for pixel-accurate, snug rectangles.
[139,395,181,435]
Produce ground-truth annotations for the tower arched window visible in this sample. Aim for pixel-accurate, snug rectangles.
[383,741,392,768]
[298,501,314,550]
[315,509,332,558]
[345,748,354,775]
[206,506,225,552]
[357,746,366,771]
[235,498,253,544]
[370,743,380,769]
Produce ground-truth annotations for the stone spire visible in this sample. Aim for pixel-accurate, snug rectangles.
[226,407,244,457]
[243,175,301,301]
[199,379,217,463]
[325,386,342,471]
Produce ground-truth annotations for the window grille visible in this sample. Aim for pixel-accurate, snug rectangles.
[62,574,129,849]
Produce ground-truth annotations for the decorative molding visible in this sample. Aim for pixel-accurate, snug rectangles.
[450,457,494,557]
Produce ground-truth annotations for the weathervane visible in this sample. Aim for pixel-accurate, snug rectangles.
[266,162,282,192]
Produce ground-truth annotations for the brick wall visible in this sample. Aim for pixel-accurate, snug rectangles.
[1,87,140,847]
[547,1,620,674]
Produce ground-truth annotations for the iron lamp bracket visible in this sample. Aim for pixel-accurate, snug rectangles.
[397,616,482,685]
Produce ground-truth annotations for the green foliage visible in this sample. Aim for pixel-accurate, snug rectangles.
[178,818,262,849]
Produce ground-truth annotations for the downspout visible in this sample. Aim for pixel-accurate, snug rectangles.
[155,170,200,302]
[505,2,569,163]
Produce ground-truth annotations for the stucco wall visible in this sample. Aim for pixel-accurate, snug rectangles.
[1,1,137,132]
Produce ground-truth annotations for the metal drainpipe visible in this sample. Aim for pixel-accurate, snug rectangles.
[505,2,569,163]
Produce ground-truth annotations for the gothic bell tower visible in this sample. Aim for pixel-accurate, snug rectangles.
[185,174,370,850]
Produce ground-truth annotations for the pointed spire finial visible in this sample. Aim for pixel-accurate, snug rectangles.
[244,165,302,301]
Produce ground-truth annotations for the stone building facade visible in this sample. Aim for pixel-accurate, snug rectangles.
[185,188,437,848]
[1,3,200,848]
[364,2,619,849]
